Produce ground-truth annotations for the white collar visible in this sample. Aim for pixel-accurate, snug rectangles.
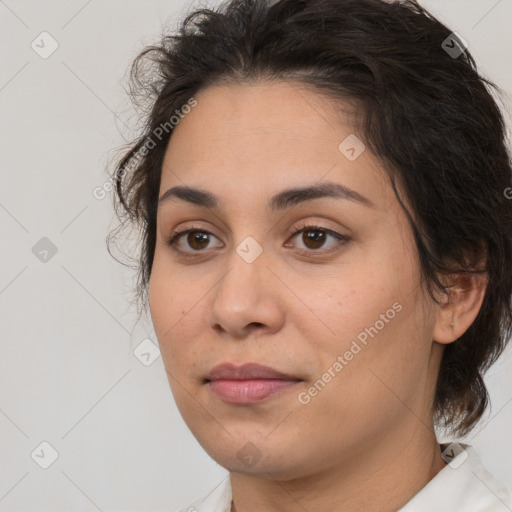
[181,443,512,512]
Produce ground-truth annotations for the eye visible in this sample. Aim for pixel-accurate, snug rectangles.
[165,223,350,257]
[165,225,222,253]
[286,223,349,255]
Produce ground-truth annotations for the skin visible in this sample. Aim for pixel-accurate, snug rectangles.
[148,80,487,512]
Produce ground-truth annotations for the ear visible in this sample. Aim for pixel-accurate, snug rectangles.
[432,272,488,344]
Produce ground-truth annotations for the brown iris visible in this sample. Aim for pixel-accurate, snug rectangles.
[302,229,326,250]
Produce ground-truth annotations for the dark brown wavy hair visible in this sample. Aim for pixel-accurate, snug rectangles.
[108,0,512,437]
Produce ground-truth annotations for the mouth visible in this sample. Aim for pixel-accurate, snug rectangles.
[204,362,303,404]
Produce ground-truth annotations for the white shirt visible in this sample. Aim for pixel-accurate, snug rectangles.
[177,443,512,512]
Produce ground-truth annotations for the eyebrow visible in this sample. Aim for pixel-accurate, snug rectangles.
[158,181,375,211]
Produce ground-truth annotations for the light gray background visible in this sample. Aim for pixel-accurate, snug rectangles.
[0,1,511,511]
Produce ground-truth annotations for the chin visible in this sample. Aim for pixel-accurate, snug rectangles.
[199,435,310,480]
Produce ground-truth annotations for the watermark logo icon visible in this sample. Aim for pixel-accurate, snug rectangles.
[31,32,59,59]
[442,32,468,59]
[133,338,161,366]
[32,237,58,263]
[441,442,469,469]
[339,134,366,161]
[236,236,263,263]
[237,442,262,468]
[31,441,59,469]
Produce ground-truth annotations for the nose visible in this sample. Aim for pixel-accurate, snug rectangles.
[208,244,286,340]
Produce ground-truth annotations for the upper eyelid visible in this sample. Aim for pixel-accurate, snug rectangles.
[167,217,348,236]
[168,223,343,240]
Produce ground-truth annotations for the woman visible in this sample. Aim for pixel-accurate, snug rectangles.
[109,0,512,510]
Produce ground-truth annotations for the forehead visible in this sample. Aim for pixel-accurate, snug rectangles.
[159,80,395,213]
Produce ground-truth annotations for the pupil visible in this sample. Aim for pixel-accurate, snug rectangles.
[305,230,325,249]
[189,232,208,250]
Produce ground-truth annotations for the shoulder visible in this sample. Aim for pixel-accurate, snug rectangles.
[399,443,512,512]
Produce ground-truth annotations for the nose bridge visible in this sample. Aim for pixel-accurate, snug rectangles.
[208,232,284,335]
[216,233,268,302]
[235,233,265,265]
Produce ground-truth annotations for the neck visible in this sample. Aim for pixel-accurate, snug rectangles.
[230,423,447,512]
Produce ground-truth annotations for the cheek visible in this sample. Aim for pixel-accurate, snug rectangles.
[148,263,174,339]
[313,265,400,345]
[148,258,188,356]
[334,281,433,412]
[148,257,208,369]
[312,239,426,376]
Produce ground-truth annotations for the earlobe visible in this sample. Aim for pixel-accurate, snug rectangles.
[432,273,488,345]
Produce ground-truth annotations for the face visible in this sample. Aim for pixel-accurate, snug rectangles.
[149,80,442,479]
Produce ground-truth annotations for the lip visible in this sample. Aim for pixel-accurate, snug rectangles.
[205,363,302,404]
[206,362,300,381]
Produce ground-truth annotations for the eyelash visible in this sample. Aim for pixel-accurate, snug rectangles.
[165,222,350,258]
